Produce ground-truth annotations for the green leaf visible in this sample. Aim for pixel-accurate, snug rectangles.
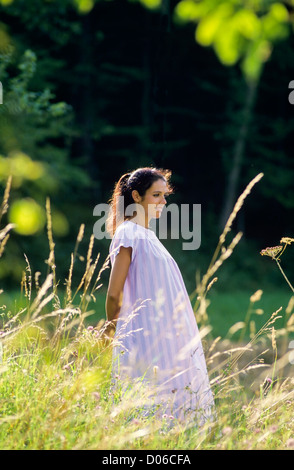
[74,0,95,14]
[195,5,234,46]
[139,0,161,9]
[213,20,242,65]
[233,9,261,40]
[174,0,208,23]
[270,3,289,22]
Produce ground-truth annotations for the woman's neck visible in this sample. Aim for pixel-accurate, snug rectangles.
[127,215,150,230]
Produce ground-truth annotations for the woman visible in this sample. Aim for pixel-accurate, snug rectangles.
[105,167,214,425]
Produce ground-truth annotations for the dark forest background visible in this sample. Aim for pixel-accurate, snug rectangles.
[0,0,293,300]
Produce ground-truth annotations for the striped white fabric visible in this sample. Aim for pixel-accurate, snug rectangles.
[109,220,214,424]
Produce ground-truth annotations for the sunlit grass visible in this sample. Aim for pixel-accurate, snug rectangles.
[0,174,294,450]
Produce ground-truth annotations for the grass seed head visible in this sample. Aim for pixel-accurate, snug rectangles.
[260,246,283,259]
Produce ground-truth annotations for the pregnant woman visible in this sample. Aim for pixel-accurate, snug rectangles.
[105,167,214,426]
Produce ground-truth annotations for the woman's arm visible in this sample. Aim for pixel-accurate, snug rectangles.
[105,246,132,326]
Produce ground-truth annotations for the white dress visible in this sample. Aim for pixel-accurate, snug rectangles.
[109,220,214,424]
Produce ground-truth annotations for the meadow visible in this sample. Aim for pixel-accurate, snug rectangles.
[1,174,294,450]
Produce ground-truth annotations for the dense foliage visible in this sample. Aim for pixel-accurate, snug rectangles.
[0,0,293,292]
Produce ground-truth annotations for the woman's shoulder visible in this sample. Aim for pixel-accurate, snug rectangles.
[112,220,156,242]
[111,220,139,242]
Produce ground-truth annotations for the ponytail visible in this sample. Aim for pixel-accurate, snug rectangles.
[106,172,132,237]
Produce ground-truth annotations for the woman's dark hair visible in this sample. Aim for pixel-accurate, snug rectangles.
[106,167,173,236]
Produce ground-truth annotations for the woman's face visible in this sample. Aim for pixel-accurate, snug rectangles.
[132,178,169,222]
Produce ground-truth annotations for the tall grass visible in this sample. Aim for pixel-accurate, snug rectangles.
[0,175,294,450]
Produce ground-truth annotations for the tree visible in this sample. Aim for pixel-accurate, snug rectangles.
[173,0,293,228]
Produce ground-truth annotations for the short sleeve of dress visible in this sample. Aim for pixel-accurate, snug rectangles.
[109,222,137,266]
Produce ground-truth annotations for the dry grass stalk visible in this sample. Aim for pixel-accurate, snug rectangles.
[66,253,74,305]
[198,173,263,295]
[45,198,58,298]
[194,231,243,308]
[191,173,264,342]
[30,273,53,317]
[65,224,85,305]
[23,253,32,303]
[229,307,283,372]
[0,175,12,225]
[0,177,14,258]
[0,231,10,258]
[219,172,264,247]
[34,271,41,293]
[73,234,95,297]
[45,197,55,253]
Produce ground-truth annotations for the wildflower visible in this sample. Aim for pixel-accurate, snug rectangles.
[131,418,140,425]
[169,415,175,420]
[280,237,294,245]
[286,438,294,448]
[262,377,273,395]
[254,428,261,434]
[92,392,100,401]
[270,425,278,433]
[162,414,168,419]
[260,246,283,259]
[222,426,232,436]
